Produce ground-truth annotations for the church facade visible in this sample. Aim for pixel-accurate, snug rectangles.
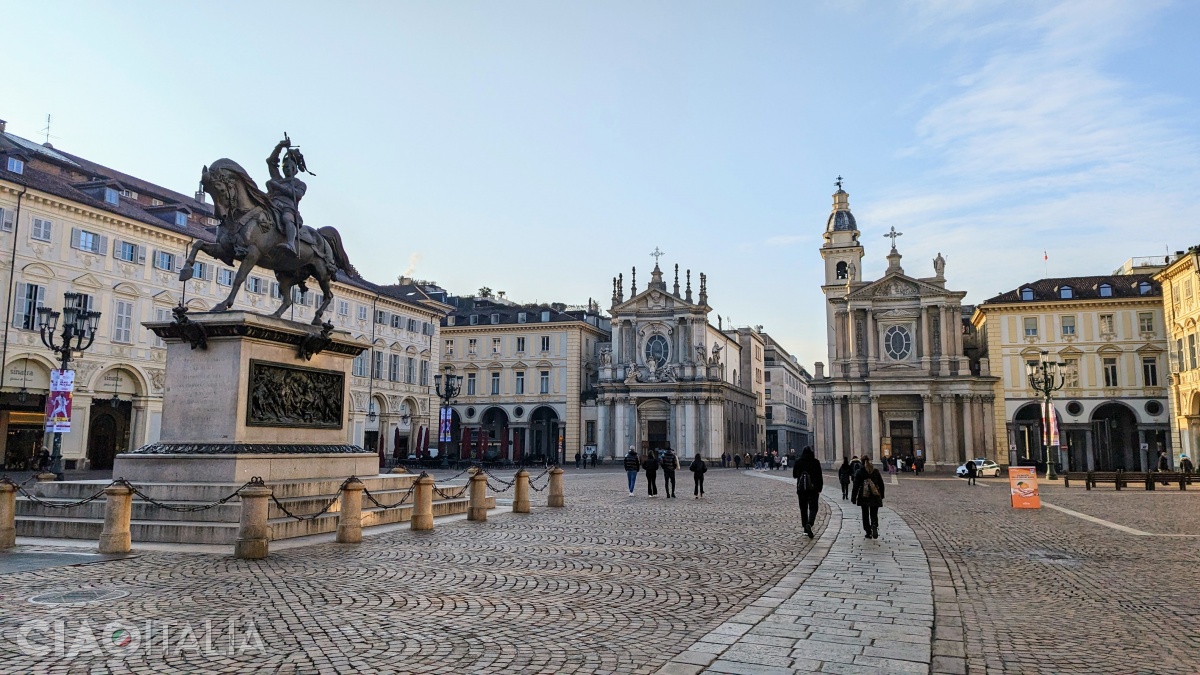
[811,185,999,468]
[595,262,762,460]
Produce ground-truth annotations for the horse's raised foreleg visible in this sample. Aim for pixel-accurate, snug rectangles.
[211,251,259,313]
[312,273,334,325]
[271,276,295,319]
[179,240,223,282]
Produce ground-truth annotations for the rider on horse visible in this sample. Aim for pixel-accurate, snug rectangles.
[266,136,311,258]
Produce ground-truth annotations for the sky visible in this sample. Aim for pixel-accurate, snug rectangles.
[3,0,1198,368]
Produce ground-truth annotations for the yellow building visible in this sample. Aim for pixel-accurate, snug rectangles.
[1153,250,1200,462]
[0,122,444,471]
[972,267,1169,471]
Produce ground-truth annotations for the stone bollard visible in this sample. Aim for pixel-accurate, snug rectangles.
[98,484,134,554]
[234,481,273,559]
[335,478,365,544]
[410,473,434,531]
[35,473,57,483]
[513,469,530,514]
[547,467,565,508]
[0,482,16,549]
[467,472,488,522]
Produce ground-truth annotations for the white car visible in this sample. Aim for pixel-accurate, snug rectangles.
[956,459,1001,478]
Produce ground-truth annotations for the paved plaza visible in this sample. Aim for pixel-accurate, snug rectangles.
[1,468,1199,674]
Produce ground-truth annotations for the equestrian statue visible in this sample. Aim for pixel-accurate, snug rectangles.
[179,135,352,325]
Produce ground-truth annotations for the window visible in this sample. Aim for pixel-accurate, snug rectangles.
[766,407,774,420]
[153,250,176,271]
[1138,312,1154,334]
[466,373,477,396]
[192,261,213,282]
[215,268,232,287]
[835,261,848,280]
[12,282,44,330]
[6,157,24,174]
[357,305,368,321]
[490,372,500,395]
[153,306,171,347]
[765,388,772,400]
[119,189,138,200]
[884,325,912,360]
[390,314,402,329]
[113,300,134,343]
[174,212,188,227]
[490,313,499,325]
[1143,357,1159,387]
[270,282,282,300]
[114,241,144,264]
[518,312,527,324]
[468,338,477,354]
[291,287,309,306]
[407,318,417,332]
[246,276,264,294]
[541,311,551,322]
[469,315,479,325]
[1099,314,1115,336]
[371,350,384,379]
[420,360,429,386]
[1102,357,1119,387]
[1063,358,1079,387]
[1178,339,1187,371]
[338,300,349,316]
[407,357,416,384]
[586,421,596,444]
[515,371,525,395]
[1061,315,1076,336]
[68,228,105,254]
[1023,317,1038,337]
[352,351,368,377]
[540,335,551,352]
[31,218,52,242]
[1139,281,1153,295]
[445,338,454,356]
[1190,335,1197,371]
[1098,283,1113,298]
[539,370,550,394]
[516,337,526,352]
[492,337,501,354]
[104,188,119,205]
[1059,286,1073,299]
[375,310,387,325]
[645,334,669,366]
[1020,288,1034,301]
[0,207,13,231]
[388,354,400,382]
[151,198,163,207]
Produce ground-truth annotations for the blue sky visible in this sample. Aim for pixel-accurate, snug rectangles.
[4,0,1198,367]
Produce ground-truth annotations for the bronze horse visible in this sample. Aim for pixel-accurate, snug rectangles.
[181,159,352,325]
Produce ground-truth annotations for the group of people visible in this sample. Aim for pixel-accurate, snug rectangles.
[725,449,795,470]
[882,455,924,474]
[792,450,886,540]
[573,451,598,469]
[623,446,708,498]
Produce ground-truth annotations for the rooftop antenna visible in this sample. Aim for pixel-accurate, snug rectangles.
[41,114,57,145]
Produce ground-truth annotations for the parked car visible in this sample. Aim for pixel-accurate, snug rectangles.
[956,459,1001,478]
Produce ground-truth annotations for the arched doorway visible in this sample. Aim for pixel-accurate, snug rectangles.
[364,395,387,466]
[1092,402,1139,471]
[638,399,671,455]
[88,368,139,471]
[480,407,510,462]
[1011,403,1043,467]
[529,406,560,465]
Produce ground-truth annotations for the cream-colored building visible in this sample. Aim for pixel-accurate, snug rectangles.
[1154,251,1200,462]
[972,265,1169,471]
[439,296,610,463]
[0,122,444,471]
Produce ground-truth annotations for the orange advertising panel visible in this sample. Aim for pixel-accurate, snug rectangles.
[1008,467,1041,509]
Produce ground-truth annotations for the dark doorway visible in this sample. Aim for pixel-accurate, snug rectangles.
[647,420,669,452]
[529,406,560,465]
[87,401,131,471]
[1092,403,1139,471]
[889,421,914,459]
[364,430,380,461]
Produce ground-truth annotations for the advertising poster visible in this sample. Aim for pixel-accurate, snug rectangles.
[439,407,452,443]
[1008,466,1041,509]
[45,369,75,433]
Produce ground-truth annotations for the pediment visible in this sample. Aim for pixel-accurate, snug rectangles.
[877,308,920,318]
[112,282,141,298]
[1135,342,1164,354]
[153,290,177,305]
[512,360,528,369]
[21,262,56,279]
[71,272,104,290]
[613,286,699,314]
[846,273,955,301]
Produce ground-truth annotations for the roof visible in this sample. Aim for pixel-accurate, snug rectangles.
[443,298,606,330]
[983,274,1160,305]
[825,189,857,233]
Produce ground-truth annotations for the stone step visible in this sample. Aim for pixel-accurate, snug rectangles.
[22,473,425,502]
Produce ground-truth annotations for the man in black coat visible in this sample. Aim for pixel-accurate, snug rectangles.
[660,447,680,498]
[793,446,824,538]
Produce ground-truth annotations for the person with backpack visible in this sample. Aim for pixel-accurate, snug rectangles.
[690,453,707,498]
[643,450,660,497]
[851,455,885,539]
[733,453,742,470]
[965,459,978,486]
[623,446,641,496]
[660,446,679,499]
[837,457,852,500]
[793,446,824,538]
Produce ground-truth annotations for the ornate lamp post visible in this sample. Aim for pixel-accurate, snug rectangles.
[1026,352,1066,481]
[37,292,101,479]
[433,366,463,469]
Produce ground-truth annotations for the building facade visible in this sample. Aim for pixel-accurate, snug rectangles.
[763,333,812,454]
[1154,251,1200,462]
[0,123,443,471]
[438,296,610,464]
[972,266,1169,471]
[811,185,999,469]
[595,262,762,460]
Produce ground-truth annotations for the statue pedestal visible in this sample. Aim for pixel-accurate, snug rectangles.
[113,311,375,483]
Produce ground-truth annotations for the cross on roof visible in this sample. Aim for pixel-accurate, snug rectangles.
[650,246,665,264]
[884,226,903,249]
[835,175,843,190]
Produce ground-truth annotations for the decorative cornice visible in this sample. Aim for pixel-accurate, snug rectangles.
[127,443,369,455]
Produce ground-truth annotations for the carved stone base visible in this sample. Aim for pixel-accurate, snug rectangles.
[112,451,378,484]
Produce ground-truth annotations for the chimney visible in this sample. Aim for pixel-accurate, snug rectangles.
[0,119,6,133]
[194,190,206,203]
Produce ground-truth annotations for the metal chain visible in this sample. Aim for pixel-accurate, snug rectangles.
[117,478,256,513]
[361,481,417,510]
[479,466,516,488]
[269,476,354,521]
[484,479,514,493]
[432,485,467,500]
[10,479,119,509]
[528,479,549,493]
[0,474,38,489]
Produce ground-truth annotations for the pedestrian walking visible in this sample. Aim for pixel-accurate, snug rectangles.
[690,453,707,497]
[644,450,660,497]
[623,446,640,495]
[1182,455,1195,485]
[575,451,582,469]
[793,446,823,538]
[849,455,862,479]
[916,456,925,475]
[733,453,742,470]
[661,446,679,498]
[965,459,977,486]
[744,452,751,470]
[590,453,597,468]
[837,457,852,500]
[851,455,885,539]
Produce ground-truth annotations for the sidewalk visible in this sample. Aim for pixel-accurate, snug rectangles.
[658,473,935,674]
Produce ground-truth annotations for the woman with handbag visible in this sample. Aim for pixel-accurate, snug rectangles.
[851,455,885,539]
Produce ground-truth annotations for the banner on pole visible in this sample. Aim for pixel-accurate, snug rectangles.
[439,407,452,443]
[1008,467,1041,509]
[45,369,75,433]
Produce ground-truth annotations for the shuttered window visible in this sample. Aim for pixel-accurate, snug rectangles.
[31,218,52,242]
[113,300,135,344]
[12,282,45,330]
[70,228,107,254]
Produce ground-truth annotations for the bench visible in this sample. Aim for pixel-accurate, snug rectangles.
[1074,470,1194,490]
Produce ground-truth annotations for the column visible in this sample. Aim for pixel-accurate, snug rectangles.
[922,394,935,464]
[865,311,877,365]
[813,398,826,462]
[832,396,843,460]
[596,400,608,459]
[941,395,957,466]
[982,395,997,461]
[942,306,954,369]
[1084,428,1095,471]
[920,306,932,370]
[614,399,626,458]
[962,395,975,458]
[869,395,881,459]
[628,398,638,454]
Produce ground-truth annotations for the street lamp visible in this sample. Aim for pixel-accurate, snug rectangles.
[433,366,463,469]
[1026,352,1066,481]
[37,292,101,479]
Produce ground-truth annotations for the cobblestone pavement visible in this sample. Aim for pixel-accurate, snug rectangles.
[890,474,1200,674]
[657,473,933,675]
[0,468,826,674]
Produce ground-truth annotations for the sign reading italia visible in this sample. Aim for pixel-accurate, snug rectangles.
[45,369,75,433]
[1008,466,1041,509]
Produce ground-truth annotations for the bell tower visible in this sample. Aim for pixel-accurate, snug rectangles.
[819,177,864,363]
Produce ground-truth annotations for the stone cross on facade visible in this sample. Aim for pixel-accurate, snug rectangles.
[884,226,903,250]
[650,247,665,265]
[835,175,843,190]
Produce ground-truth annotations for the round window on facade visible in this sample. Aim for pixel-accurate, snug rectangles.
[645,334,670,367]
[883,325,912,360]
[514,406,525,418]
[1066,401,1083,416]
[466,407,476,419]
[1145,400,1163,416]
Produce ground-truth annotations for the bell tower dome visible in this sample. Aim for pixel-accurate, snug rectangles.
[820,177,864,286]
